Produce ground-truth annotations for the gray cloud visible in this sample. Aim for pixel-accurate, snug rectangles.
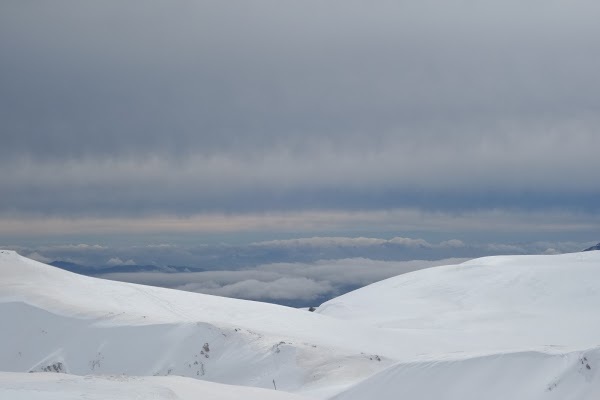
[1,1,600,219]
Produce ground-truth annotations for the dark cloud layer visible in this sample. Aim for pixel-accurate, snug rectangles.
[1,1,600,220]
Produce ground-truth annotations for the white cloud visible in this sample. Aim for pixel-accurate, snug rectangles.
[440,239,466,248]
[253,237,389,248]
[180,277,333,302]
[253,236,436,248]
[25,252,52,263]
[98,257,467,304]
[106,257,136,266]
[387,237,431,247]
[40,244,106,251]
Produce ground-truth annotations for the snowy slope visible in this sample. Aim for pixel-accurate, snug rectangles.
[317,251,600,353]
[318,251,600,399]
[333,347,600,400]
[0,250,392,396]
[2,249,600,399]
[0,371,311,400]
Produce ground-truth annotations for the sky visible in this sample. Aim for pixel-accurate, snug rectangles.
[1,1,599,305]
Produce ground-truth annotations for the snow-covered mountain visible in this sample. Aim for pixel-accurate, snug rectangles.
[1,249,600,399]
[317,253,600,351]
[318,252,600,399]
[0,249,392,398]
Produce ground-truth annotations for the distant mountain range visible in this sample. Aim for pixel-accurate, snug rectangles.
[583,243,600,251]
[49,260,200,275]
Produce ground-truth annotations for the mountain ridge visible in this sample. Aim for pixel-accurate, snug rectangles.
[2,249,600,398]
[583,242,600,251]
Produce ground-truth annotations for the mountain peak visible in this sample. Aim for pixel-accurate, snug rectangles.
[583,243,600,251]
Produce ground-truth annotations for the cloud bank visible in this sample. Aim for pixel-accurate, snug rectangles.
[6,236,590,271]
[97,258,467,306]
[5,235,593,306]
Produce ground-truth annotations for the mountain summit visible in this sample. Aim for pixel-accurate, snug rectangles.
[583,242,600,251]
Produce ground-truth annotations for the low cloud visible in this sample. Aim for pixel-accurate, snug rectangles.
[4,236,595,306]
[180,277,334,303]
[96,258,469,306]
[25,252,52,264]
[252,236,437,249]
[1,236,591,271]
[106,257,136,266]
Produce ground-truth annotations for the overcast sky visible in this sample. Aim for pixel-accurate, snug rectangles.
[1,1,599,251]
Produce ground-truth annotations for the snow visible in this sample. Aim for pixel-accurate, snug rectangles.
[333,348,600,400]
[0,249,392,396]
[317,252,600,353]
[2,248,600,399]
[0,371,311,400]
[319,251,600,399]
